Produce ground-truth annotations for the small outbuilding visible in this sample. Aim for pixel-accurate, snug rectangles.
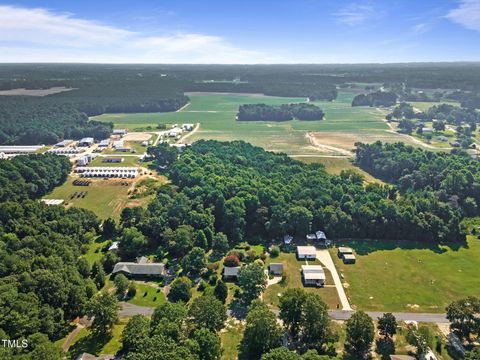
[301,265,325,286]
[268,263,284,275]
[108,241,119,252]
[283,235,293,245]
[223,266,240,280]
[306,234,317,241]
[342,254,356,264]
[297,246,317,260]
[79,137,94,147]
[337,247,353,258]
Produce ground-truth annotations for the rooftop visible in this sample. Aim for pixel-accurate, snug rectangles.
[297,246,317,256]
[338,247,353,254]
[223,266,240,277]
[301,265,325,280]
[112,262,165,276]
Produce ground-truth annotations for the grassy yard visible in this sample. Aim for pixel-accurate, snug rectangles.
[83,237,110,265]
[220,319,244,360]
[264,252,341,309]
[127,282,166,307]
[331,236,480,312]
[88,156,141,167]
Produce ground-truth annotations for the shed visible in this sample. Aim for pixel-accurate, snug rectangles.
[223,266,240,279]
[108,241,119,251]
[301,265,325,286]
[113,129,127,136]
[268,263,284,275]
[55,139,74,147]
[343,254,356,264]
[297,246,317,259]
[306,234,317,241]
[98,139,110,147]
[283,235,293,245]
[337,247,353,258]
[315,230,327,241]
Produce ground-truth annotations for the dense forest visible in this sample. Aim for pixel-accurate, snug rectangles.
[355,142,480,217]
[0,154,100,359]
[237,103,325,121]
[351,91,398,107]
[118,140,464,271]
[0,100,112,145]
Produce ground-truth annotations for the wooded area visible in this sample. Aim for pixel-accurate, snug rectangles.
[237,103,325,121]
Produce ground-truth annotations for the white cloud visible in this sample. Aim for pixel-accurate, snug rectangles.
[446,0,480,31]
[0,5,277,63]
[334,3,378,26]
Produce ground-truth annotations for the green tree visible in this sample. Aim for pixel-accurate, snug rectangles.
[446,296,480,342]
[464,348,480,360]
[86,292,120,336]
[119,227,148,259]
[147,142,179,167]
[189,295,227,332]
[194,328,222,360]
[238,262,267,305]
[122,315,150,352]
[279,288,306,338]
[169,277,192,303]
[103,217,117,237]
[240,301,283,360]
[212,232,230,255]
[261,347,301,360]
[344,311,374,359]
[182,247,207,274]
[77,257,91,278]
[102,250,120,273]
[377,313,397,338]
[152,302,188,326]
[285,206,313,235]
[213,279,228,303]
[91,261,106,289]
[114,273,130,297]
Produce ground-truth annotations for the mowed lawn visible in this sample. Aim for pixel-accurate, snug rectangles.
[264,252,340,309]
[331,236,480,312]
[44,176,136,219]
[92,92,392,156]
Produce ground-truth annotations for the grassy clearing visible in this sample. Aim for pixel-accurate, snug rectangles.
[88,156,140,167]
[127,282,166,307]
[331,236,480,312]
[83,237,110,265]
[220,319,244,360]
[264,252,340,309]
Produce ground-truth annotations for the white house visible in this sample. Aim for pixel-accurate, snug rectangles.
[301,265,325,286]
[297,246,317,259]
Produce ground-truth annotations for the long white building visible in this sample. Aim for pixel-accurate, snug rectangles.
[74,166,138,178]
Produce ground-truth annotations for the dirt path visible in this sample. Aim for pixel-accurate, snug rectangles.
[176,102,191,112]
[62,324,84,352]
[305,132,354,156]
[178,123,200,144]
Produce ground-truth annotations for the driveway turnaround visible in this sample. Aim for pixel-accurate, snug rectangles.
[316,248,353,311]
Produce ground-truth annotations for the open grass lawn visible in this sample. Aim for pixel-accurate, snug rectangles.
[127,282,166,307]
[264,252,340,309]
[331,236,480,312]
[88,156,141,167]
[220,319,244,360]
[67,318,127,358]
[83,236,110,265]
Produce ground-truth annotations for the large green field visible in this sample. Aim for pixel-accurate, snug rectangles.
[93,92,394,156]
[331,236,480,312]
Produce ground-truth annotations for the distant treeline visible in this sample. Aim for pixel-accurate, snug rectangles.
[355,141,480,217]
[352,91,398,107]
[0,100,112,145]
[237,103,325,121]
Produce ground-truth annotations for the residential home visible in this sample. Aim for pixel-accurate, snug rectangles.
[112,257,165,278]
[223,266,240,280]
[297,246,317,260]
[301,265,325,286]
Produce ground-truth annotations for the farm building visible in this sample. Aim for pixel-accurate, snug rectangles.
[98,139,110,147]
[422,127,433,133]
[283,235,293,245]
[343,254,356,264]
[168,128,183,137]
[74,166,138,178]
[315,230,327,241]
[182,123,195,131]
[103,157,124,163]
[297,246,317,259]
[0,145,44,154]
[337,247,353,258]
[113,129,127,136]
[223,266,240,280]
[112,258,165,278]
[77,153,97,166]
[79,137,94,147]
[268,263,283,275]
[55,139,74,147]
[301,265,325,286]
[47,147,84,155]
[113,140,124,149]
[306,234,317,241]
[41,199,64,206]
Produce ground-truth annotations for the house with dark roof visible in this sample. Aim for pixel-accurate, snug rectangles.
[268,263,283,275]
[112,258,165,278]
[223,266,240,280]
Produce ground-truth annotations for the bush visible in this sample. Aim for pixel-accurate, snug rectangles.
[270,246,280,257]
[224,254,240,267]
[127,283,136,298]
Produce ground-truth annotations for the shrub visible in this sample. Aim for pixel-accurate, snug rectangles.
[224,254,240,267]
[270,246,280,257]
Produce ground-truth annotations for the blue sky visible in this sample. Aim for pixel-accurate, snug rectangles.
[0,0,479,63]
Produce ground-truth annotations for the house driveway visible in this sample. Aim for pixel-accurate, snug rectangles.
[316,249,353,311]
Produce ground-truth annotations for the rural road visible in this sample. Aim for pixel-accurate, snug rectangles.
[119,302,449,324]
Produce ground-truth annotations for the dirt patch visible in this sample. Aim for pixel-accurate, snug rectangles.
[305,132,355,156]
[123,132,152,141]
[0,87,75,96]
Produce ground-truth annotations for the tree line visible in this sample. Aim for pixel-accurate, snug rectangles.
[352,91,398,107]
[237,103,325,121]
[355,141,480,218]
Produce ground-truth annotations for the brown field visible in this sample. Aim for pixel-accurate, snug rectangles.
[0,86,75,96]
[123,132,153,141]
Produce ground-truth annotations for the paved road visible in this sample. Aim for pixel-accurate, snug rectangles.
[121,302,448,324]
[316,249,353,311]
